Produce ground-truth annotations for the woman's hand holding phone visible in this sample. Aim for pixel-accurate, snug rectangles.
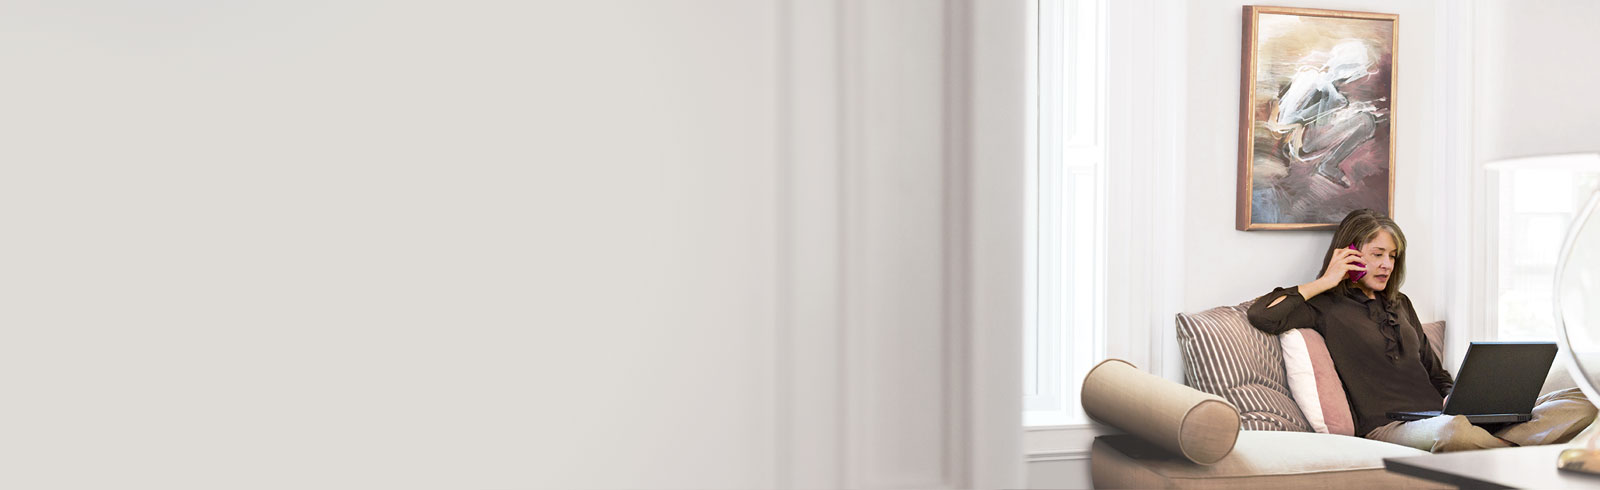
[1344,244,1367,282]
[1321,246,1367,286]
[1299,246,1368,300]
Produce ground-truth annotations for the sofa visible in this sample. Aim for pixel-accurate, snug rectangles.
[1083,300,1588,489]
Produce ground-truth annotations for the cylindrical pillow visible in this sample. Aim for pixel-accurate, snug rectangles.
[1081,358,1240,464]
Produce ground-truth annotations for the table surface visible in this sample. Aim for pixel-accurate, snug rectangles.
[1385,444,1600,489]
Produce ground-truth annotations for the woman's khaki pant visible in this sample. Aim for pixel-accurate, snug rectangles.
[1365,387,1598,453]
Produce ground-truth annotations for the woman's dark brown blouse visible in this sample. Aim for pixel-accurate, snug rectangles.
[1246,286,1454,437]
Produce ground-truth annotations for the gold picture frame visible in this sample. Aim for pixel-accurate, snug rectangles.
[1237,6,1398,231]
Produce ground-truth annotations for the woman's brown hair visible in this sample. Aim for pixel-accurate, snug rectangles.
[1319,209,1407,304]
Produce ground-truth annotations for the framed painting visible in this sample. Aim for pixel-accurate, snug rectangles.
[1236,6,1397,231]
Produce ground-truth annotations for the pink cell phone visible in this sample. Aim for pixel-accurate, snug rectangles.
[1346,244,1366,282]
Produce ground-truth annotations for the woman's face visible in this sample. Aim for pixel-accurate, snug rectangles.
[1356,229,1399,292]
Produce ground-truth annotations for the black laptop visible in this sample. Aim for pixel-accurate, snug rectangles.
[1387,341,1558,424]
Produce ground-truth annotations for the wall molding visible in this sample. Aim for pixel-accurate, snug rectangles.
[1437,0,1480,368]
[775,0,844,487]
[970,0,1029,486]
[778,1,1026,488]
[942,0,975,486]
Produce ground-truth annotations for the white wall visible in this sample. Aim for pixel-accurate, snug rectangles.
[0,2,780,488]
[1182,0,1446,319]
[0,1,1026,489]
[1475,0,1600,161]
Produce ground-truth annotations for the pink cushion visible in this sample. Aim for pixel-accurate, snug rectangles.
[1422,321,1445,362]
[1280,329,1355,436]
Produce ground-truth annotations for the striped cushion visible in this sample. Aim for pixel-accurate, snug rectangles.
[1175,300,1312,432]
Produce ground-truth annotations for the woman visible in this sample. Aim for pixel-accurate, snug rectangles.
[1246,209,1595,452]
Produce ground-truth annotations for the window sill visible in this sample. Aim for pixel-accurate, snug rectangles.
[1023,409,1086,428]
[1022,421,1118,461]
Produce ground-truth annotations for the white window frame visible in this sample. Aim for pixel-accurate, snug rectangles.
[1023,0,1106,428]
[1021,0,1190,472]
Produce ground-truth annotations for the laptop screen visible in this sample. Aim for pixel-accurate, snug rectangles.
[1444,342,1558,416]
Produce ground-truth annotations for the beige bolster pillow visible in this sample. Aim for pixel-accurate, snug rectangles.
[1081,359,1240,464]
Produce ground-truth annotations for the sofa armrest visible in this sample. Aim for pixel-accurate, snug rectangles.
[1081,359,1240,464]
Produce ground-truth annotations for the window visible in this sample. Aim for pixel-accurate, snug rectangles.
[1024,0,1106,427]
[1494,159,1600,340]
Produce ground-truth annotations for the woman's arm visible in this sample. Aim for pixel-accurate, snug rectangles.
[1405,295,1455,398]
[1246,287,1318,335]
[1245,247,1367,334]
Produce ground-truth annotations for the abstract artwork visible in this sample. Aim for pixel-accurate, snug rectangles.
[1236,6,1397,231]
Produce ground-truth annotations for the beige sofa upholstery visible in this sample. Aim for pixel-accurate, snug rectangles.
[1082,358,1449,488]
[1091,430,1445,489]
[1086,358,1590,488]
